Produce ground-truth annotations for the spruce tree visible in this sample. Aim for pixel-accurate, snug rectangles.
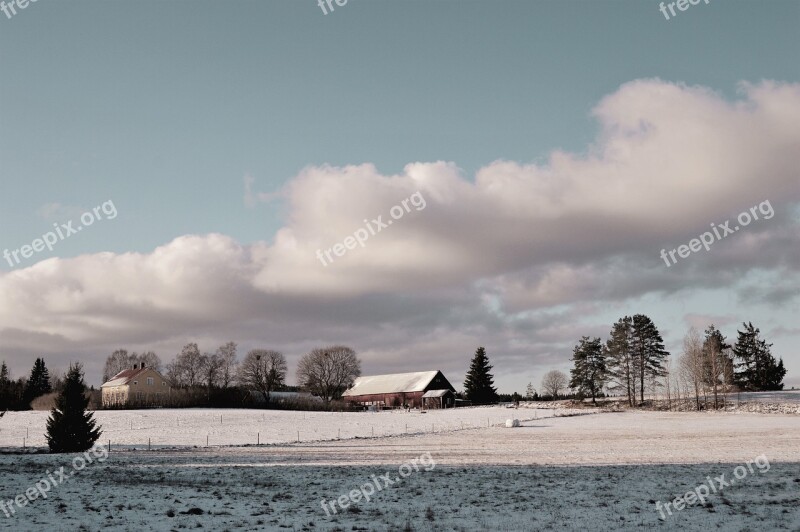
[463,347,498,404]
[46,363,102,453]
[23,358,52,408]
[569,336,606,405]
[734,322,785,391]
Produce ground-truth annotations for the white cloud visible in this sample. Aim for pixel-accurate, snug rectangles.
[2,80,799,388]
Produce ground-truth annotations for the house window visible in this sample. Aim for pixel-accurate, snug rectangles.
[133,381,138,385]
[147,377,154,386]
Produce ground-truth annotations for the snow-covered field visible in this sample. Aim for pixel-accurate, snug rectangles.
[0,405,580,449]
[1,408,798,531]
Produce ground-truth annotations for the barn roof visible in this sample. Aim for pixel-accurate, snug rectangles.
[342,371,443,396]
[422,389,453,398]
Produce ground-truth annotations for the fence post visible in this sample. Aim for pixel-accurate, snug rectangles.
[206,434,209,447]
[297,431,299,443]
[148,438,151,451]
[257,432,260,445]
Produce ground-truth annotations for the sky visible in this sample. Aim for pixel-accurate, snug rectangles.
[1,0,799,391]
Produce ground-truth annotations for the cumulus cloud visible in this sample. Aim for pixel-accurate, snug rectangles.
[2,79,799,387]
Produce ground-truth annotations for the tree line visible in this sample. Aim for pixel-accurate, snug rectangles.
[564,317,787,408]
[0,344,362,411]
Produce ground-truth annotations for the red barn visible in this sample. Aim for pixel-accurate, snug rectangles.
[342,370,456,409]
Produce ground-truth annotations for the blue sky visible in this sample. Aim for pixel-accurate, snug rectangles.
[1,0,799,391]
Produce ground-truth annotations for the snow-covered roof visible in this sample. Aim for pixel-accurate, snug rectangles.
[343,371,441,396]
[101,366,164,387]
[422,389,453,398]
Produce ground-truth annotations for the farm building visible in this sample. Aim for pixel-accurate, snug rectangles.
[101,363,171,408]
[342,370,456,409]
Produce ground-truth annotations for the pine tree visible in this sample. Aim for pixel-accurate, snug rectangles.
[734,322,785,391]
[631,314,669,404]
[23,358,52,408]
[463,347,498,404]
[46,363,102,453]
[569,336,606,405]
[605,316,635,406]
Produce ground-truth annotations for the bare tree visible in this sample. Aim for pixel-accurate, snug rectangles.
[541,370,568,399]
[680,327,704,411]
[103,349,132,383]
[238,349,287,402]
[217,341,238,389]
[136,351,163,372]
[203,352,224,390]
[296,346,361,405]
[103,350,163,383]
[168,343,204,388]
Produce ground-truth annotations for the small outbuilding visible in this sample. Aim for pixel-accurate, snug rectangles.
[342,370,456,409]
[422,389,456,409]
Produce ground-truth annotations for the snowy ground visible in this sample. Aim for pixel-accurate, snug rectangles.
[0,406,581,450]
[726,390,800,404]
[1,409,798,531]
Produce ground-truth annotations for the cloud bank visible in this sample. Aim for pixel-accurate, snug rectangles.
[2,79,799,389]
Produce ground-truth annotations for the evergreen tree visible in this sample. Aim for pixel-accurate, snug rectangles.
[46,363,102,453]
[23,358,52,408]
[463,347,498,404]
[605,316,635,406]
[734,322,785,391]
[569,336,606,405]
[0,361,9,410]
[631,314,669,403]
[766,359,787,391]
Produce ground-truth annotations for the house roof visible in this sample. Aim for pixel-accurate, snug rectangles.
[342,371,443,397]
[422,389,454,398]
[101,367,158,388]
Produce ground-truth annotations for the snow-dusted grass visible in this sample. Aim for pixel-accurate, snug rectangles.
[1,409,798,531]
[0,405,581,450]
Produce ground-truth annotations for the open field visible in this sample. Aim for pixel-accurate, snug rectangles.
[1,409,798,531]
[0,406,583,450]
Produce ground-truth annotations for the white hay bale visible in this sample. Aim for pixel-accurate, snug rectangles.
[505,419,520,428]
